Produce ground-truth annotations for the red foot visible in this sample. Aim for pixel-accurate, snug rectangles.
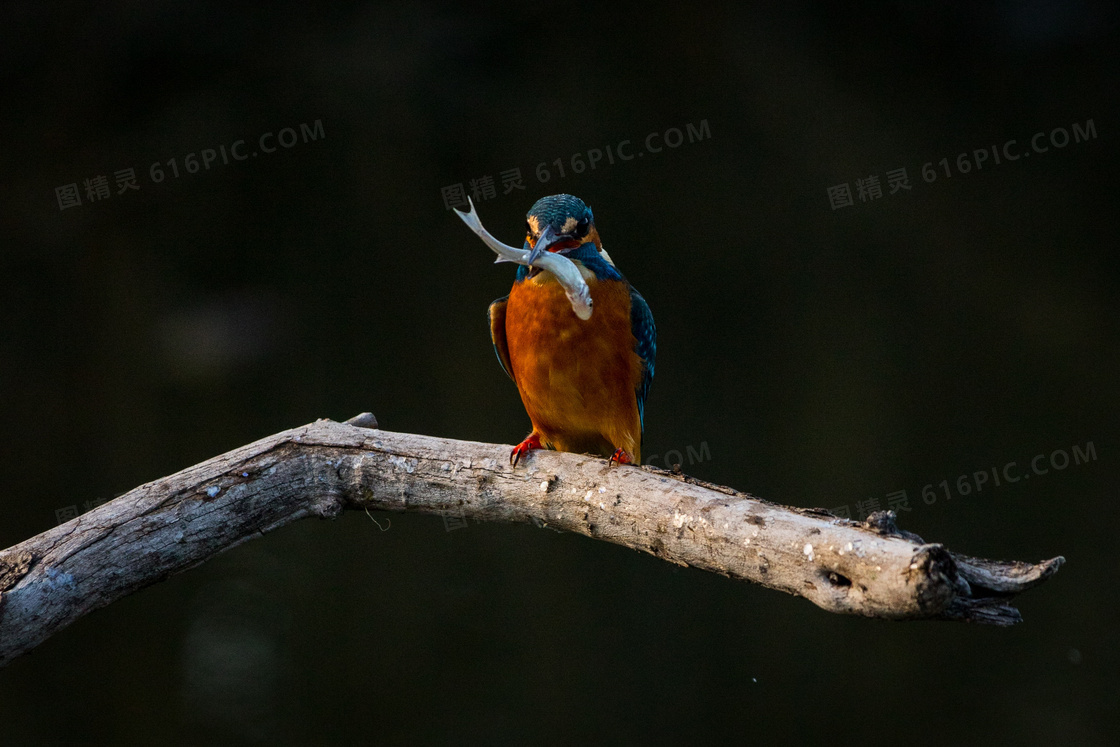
[609,448,634,466]
[511,433,544,466]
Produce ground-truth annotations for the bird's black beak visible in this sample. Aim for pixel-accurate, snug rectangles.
[526,225,559,266]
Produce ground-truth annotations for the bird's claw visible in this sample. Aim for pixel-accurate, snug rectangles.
[511,433,544,466]
[608,448,634,466]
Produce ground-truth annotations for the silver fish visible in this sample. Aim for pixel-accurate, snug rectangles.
[454,197,593,320]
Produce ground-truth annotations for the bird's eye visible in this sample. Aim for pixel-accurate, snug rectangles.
[525,221,532,236]
[573,217,590,238]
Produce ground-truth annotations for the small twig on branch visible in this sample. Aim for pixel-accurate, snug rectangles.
[0,414,1064,667]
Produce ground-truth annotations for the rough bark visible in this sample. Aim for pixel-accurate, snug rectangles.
[0,414,1064,667]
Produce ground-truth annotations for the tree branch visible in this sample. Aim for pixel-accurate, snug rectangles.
[0,414,1064,667]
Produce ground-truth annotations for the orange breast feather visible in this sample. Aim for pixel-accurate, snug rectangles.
[504,271,644,462]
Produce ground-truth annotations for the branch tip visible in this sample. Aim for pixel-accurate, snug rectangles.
[345,412,379,429]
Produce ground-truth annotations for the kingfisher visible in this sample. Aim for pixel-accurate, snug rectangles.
[488,194,656,466]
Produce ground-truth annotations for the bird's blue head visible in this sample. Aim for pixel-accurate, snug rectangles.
[524,194,601,264]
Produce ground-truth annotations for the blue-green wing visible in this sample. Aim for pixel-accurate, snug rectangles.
[488,296,514,381]
[629,287,656,431]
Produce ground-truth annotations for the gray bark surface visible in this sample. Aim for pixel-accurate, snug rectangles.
[0,415,1064,667]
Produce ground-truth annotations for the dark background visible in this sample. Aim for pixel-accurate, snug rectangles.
[2,2,1117,744]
